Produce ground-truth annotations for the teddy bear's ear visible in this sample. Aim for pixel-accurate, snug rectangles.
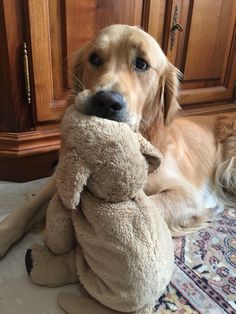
[55,149,90,210]
[138,134,162,173]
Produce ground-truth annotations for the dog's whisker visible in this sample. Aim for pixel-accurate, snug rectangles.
[67,93,76,97]
[84,26,97,42]
[87,41,99,50]
[70,89,79,94]
[139,121,148,135]
[72,84,84,92]
[140,118,152,130]
[68,70,86,91]
[141,112,152,121]
[141,113,155,128]
[63,51,78,63]
[69,87,79,93]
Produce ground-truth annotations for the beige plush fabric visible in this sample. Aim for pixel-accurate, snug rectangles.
[29,91,174,314]
[72,191,173,312]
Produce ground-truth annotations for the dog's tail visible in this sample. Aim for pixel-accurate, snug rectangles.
[57,293,154,314]
[214,116,236,209]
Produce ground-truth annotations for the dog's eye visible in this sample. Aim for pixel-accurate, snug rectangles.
[89,53,102,67]
[134,57,149,71]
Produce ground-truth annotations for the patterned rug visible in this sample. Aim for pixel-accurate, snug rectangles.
[155,208,236,314]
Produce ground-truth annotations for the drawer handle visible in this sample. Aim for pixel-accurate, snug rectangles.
[170,5,183,50]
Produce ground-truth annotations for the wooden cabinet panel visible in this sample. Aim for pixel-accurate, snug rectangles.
[184,0,232,81]
[0,0,32,132]
[170,0,236,105]
[24,0,143,124]
[24,0,67,123]
[164,0,236,107]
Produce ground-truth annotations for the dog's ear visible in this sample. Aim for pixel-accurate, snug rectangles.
[161,62,181,126]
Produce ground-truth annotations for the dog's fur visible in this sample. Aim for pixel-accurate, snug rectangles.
[0,24,235,257]
[72,25,236,235]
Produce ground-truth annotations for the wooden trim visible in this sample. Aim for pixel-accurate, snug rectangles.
[179,0,194,74]
[162,0,173,53]
[0,128,61,157]
[180,102,236,116]
[144,0,166,46]
[224,21,236,89]
[141,0,150,30]
[134,0,143,25]
[179,86,233,105]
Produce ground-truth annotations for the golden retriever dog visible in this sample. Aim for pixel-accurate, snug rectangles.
[0,24,235,257]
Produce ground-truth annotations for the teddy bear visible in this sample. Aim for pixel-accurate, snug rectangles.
[25,90,174,314]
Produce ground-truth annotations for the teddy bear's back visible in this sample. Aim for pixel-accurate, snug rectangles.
[72,190,174,312]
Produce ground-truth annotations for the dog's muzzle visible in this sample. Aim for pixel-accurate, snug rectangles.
[87,91,127,122]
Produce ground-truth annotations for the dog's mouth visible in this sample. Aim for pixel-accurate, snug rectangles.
[75,90,140,130]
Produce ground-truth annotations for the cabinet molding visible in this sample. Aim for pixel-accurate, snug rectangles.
[0,129,61,157]
[0,128,60,182]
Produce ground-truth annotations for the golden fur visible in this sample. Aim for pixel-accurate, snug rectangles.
[0,24,235,258]
[72,24,236,236]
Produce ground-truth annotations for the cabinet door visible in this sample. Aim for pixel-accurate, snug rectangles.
[24,0,143,124]
[146,0,236,113]
[165,0,236,109]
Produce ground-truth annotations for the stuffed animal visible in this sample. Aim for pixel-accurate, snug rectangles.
[25,90,174,314]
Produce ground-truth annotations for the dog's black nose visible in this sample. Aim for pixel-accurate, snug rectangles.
[91,91,127,121]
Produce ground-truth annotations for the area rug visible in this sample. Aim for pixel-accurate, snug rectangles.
[156,208,236,314]
[0,179,235,313]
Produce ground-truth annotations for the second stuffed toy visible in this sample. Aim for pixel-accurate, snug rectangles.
[25,90,174,314]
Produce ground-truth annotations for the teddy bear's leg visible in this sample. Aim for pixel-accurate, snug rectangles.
[25,244,77,287]
[44,193,76,255]
[58,293,154,314]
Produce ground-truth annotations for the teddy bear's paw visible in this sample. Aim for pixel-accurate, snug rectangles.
[25,244,60,287]
[25,248,33,275]
[25,244,78,287]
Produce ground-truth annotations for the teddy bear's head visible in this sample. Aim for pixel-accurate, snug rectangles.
[56,90,162,208]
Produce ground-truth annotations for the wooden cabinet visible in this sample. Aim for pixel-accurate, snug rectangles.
[0,0,235,181]
[146,0,236,114]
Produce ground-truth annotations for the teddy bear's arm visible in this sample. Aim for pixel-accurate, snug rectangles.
[44,193,76,254]
[55,149,91,210]
[137,134,162,173]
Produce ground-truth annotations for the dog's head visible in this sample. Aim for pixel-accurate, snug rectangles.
[72,24,181,134]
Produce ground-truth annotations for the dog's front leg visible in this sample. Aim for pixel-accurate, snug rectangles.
[0,176,56,258]
[146,177,210,237]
